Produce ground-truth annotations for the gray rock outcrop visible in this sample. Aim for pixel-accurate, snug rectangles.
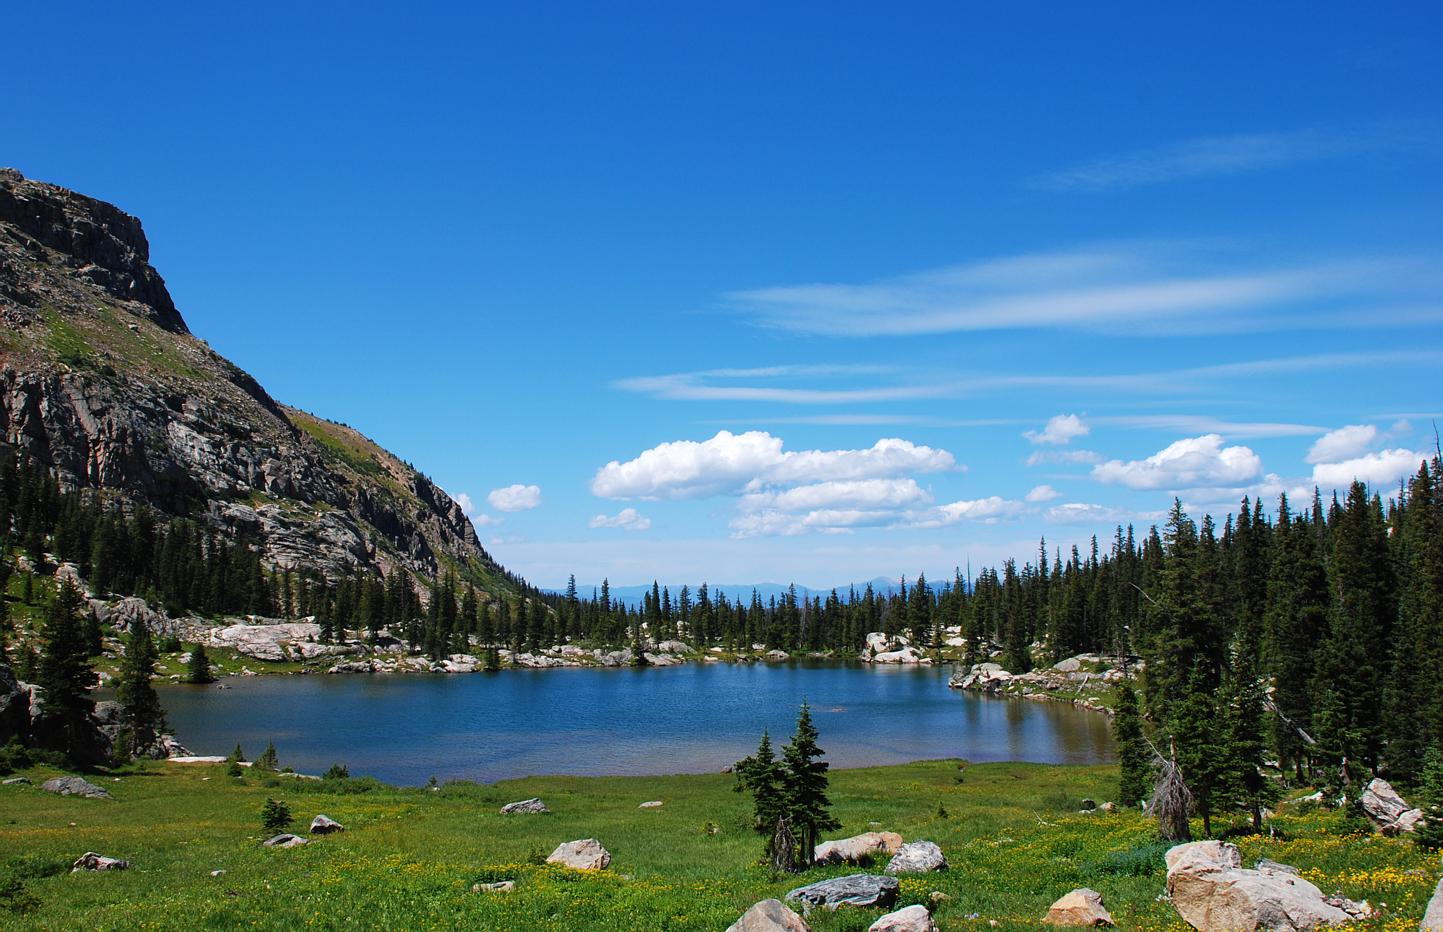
[309,814,344,834]
[41,775,113,799]
[886,840,947,874]
[1421,876,1443,931]
[500,797,549,814]
[71,852,128,872]
[1361,778,1424,834]
[786,873,899,911]
[263,833,308,848]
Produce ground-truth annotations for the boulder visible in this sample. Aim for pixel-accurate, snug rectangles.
[1361,778,1424,834]
[473,880,516,893]
[864,632,910,656]
[41,775,113,800]
[500,797,549,814]
[1165,841,1372,931]
[263,833,308,848]
[1422,876,1443,931]
[71,852,128,872]
[872,646,926,664]
[206,621,325,661]
[1043,888,1114,926]
[814,831,904,864]
[765,650,791,661]
[886,840,948,874]
[869,905,938,932]
[309,814,344,834]
[654,640,693,654]
[948,662,1013,692]
[639,800,663,808]
[546,838,611,871]
[3,776,31,785]
[727,898,812,932]
[786,873,899,911]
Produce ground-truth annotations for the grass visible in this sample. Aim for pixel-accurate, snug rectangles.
[290,411,387,479]
[1,760,1439,930]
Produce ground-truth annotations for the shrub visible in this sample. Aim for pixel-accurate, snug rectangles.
[254,742,279,772]
[323,763,350,780]
[260,798,292,833]
[0,740,33,775]
[1093,840,1171,877]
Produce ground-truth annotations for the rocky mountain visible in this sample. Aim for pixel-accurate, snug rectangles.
[0,167,511,596]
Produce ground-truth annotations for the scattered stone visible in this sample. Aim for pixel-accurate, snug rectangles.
[472,880,516,893]
[1080,798,1097,810]
[1421,876,1443,931]
[500,797,549,814]
[546,838,611,870]
[1043,888,1113,926]
[1361,778,1424,834]
[869,905,938,932]
[727,898,812,932]
[1165,841,1372,931]
[71,852,128,872]
[785,873,899,911]
[765,649,791,661]
[210,870,226,877]
[814,831,903,864]
[3,776,30,785]
[41,776,113,799]
[1099,802,1117,813]
[886,840,948,874]
[309,814,344,834]
[930,892,950,905]
[263,833,308,848]
[639,800,663,809]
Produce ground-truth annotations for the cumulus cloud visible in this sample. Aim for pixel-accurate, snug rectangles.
[451,491,504,526]
[910,496,1027,528]
[1091,434,1263,490]
[590,431,955,500]
[588,508,651,531]
[1046,503,1134,524]
[1026,484,1062,503]
[1307,424,1379,464]
[1025,414,1090,445]
[488,484,542,512]
[1312,449,1425,489]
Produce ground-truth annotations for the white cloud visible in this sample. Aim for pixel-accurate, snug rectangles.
[452,492,476,515]
[910,497,1027,528]
[591,431,955,500]
[488,484,542,512]
[1030,124,1424,192]
[1091,434,1264,490]
[588,508,651,532]
[740,478,933,514]
[1307,424,1379,464]
[1026,449,1103,467]
[1025,414,1090,445]
[1312,449,1425,490]
[472,513,504,527]
[1046,503,1135,524]
[451,491,504,526]
[1026,484,1061,503]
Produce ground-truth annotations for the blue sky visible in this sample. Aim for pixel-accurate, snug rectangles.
[7,2,1443,588]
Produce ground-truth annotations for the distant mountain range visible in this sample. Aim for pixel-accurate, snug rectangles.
[548,577,914,608]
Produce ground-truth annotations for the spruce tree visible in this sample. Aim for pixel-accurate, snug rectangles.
[1113,681,1151,807]
[733,730,786,834]
[780,701,839,865]
[255,741,279,772]
[187,643,215,684]
[115,619,166,759]
[1172,667,1229,837]
[35,578,96,752]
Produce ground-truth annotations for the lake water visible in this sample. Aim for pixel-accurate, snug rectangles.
[158,662,1114,786]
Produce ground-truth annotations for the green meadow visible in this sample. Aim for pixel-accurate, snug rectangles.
[0,760,1437,930]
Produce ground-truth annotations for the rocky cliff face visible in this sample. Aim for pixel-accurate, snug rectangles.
[0,168,508,593]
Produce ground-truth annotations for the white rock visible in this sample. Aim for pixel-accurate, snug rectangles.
[869,905,938,932]
[546,838,611,870]
[1421,876,1443,931]
[639,800,663,808]
[310,814,344,834]
[1165,841,1371,931]
[500,797,549,814]
[1361,778,1424,834]
[72,852,128,872]
[263,833,308,848]
[1043,888,1113,926]
[886,840,948,874]
[727,898,811,932]
[815,831,903,864]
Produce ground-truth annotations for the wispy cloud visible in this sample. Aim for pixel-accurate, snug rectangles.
[721,243,1437,338]
[1030,123,1430,192]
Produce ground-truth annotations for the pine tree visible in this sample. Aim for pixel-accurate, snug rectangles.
[780,701,839,866]
[255,741,279,772]
[1172,667,1229,837]
[187,643,215,684]
[1413,744,1443,850]
[260,797,292,832]
[114,618,166,759]
[1113,681,1151,807]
